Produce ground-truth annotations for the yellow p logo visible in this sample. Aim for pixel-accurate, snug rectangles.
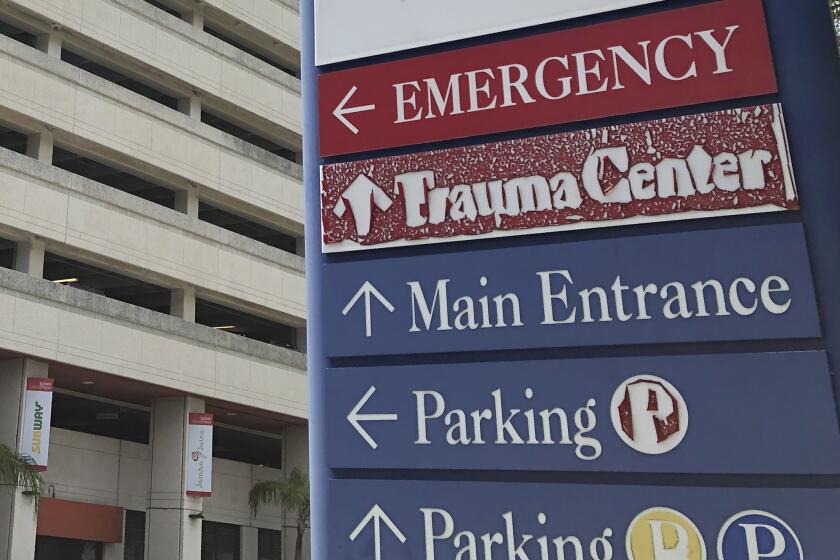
[627,507,707,560]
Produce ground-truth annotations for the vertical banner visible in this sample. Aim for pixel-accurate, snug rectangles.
[20,378,53,472]
[186,413,214,497]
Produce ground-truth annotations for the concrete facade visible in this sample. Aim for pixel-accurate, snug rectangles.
[0,37,305,233]
[0,0,307,556]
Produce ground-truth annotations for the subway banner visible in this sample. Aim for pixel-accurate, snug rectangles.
[186,413,214,497]
[321,105,797,252]
[20,378,53,472]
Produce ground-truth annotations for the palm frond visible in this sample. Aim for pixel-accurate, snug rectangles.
[0,444,42,508]
[248,480,286,516]
[249,468,309,524]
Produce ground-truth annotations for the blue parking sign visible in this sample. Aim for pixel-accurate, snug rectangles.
[718,511,804,560]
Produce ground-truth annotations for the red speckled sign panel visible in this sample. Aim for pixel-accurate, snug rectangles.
[321,104,798,252]
[318,0,777,156]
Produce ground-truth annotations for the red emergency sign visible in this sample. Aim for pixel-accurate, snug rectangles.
[318,0,776,157]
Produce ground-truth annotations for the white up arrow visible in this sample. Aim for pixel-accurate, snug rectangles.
[342,281,395,338]
[347,386,398,450]
[332,174,393,237]
[333,85,376,134]
[349,504,407,560]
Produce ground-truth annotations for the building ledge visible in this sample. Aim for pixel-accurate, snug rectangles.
[0,37,302,179]
[109,0,301,93]
[0,36,304,230]
[0,267,307,370]
[7,0,300,94]
[0,148,304,274]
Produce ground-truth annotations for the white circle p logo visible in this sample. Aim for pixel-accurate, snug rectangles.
[611,375,689,455]
[718,510,803,560]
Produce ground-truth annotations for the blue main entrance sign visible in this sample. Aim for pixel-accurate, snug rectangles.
[324,224,819,357]
[326,351,840,473]
[302,0,840,559]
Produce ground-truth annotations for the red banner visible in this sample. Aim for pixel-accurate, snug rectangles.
[26,378,54,392]
[321,104,798,252]
[188,413,214,426]
[318,0,776,156]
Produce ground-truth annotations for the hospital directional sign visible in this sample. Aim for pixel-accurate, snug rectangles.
[332,480,839,559]
[304,0,840,559]
[326,223,820,357]
[326,351,840,474]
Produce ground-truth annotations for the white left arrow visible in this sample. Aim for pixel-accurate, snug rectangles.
[348,386,398,450]
[349,504,407,560]
[333,85,376,134]
[342,281,395,338]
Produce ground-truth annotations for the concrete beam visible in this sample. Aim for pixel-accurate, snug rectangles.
[0,267,308,418]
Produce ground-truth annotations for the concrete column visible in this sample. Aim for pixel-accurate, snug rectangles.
[182,7,204,29]
[295,327,307,353]
[295,237,305,258]
[0,359,49,560]
[174,184,200,217]
[177,96,202,121]
[171,286,196,322]
[26,131,54,164]
[15,238,45,278]
[241,526,257,560]
[147,396,205,560]
[283,425,309,560]
[35,32,62,58]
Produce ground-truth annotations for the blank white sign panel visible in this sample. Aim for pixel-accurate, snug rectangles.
[315,0,666,65]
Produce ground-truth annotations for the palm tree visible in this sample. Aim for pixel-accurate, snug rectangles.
[833,0,840,45]
[0,444,42,509]
[249,468,309,560]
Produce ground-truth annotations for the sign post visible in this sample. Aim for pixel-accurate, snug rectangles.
[303,1,840,559]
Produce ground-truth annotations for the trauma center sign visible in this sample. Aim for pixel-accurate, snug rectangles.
[315,0,665,64]
[321,104,797,252]
[20,378,53,471]
[317,0,776,155]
